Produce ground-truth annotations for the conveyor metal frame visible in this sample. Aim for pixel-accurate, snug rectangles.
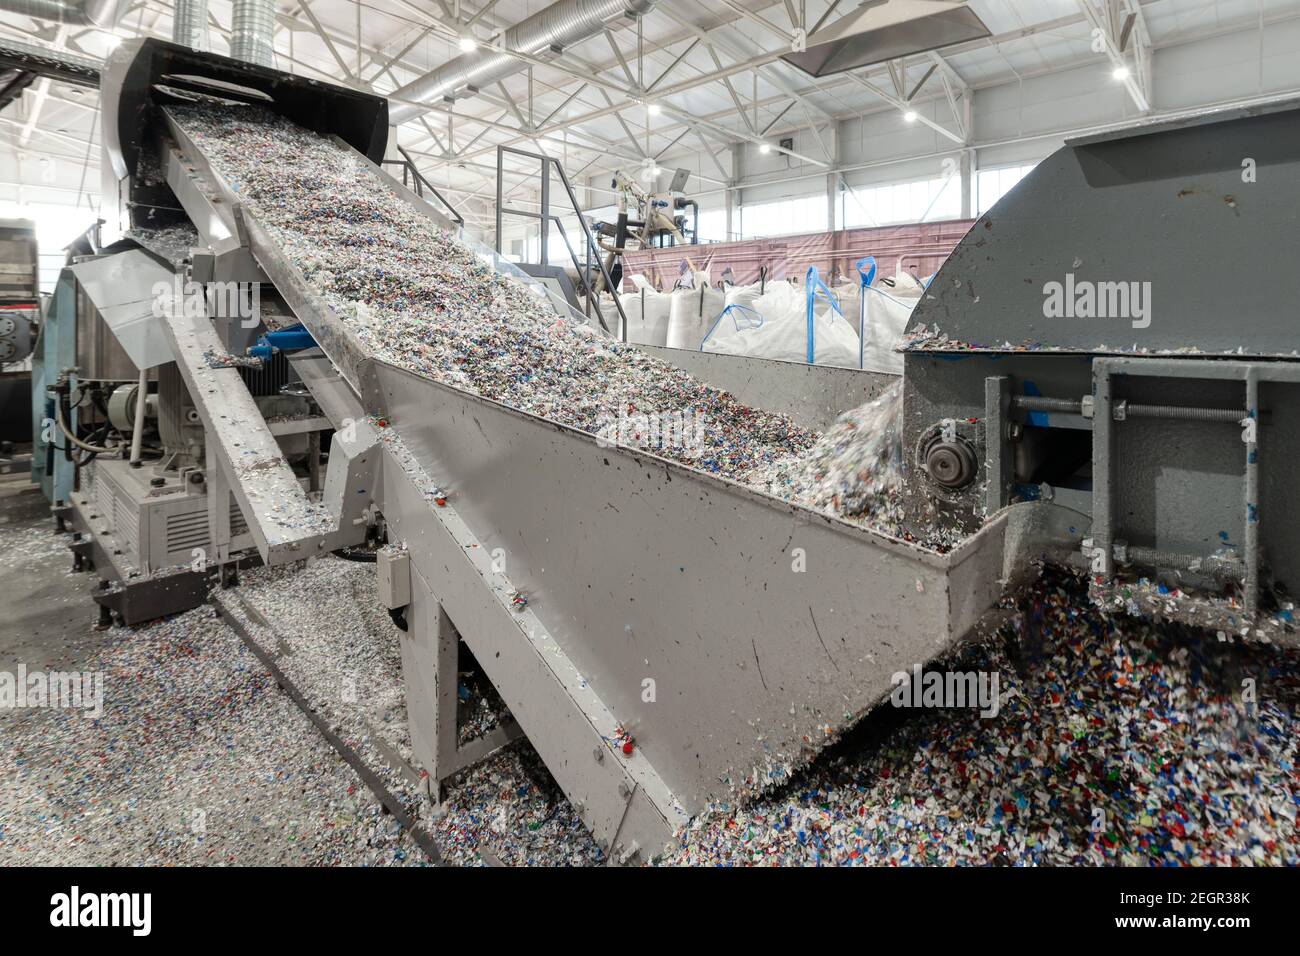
[151,92,1025,860]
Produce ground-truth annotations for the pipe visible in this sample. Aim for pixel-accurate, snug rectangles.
[129,368,147,466]
[230,0,275,67]
[172,0,209,51]
[54,395,118,455]
[388,0,658,126]
[0,0,122,27]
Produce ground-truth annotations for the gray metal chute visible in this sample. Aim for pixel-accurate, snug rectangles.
[909,95,1300,357]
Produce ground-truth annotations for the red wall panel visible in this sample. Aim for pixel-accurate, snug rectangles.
[619,218,975,290]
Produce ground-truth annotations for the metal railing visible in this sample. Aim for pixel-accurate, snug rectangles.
[381,146,464,227]
[493,144,627,339]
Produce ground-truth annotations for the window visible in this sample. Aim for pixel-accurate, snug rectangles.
[0,200,98,292]
[584,205,618,227]
[975,163,1037,215]
[842,174,961,228]
[739,194,827,239]
[695,208,727,243]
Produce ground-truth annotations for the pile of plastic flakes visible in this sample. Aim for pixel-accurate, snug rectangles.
[216,558,420,802]
[219,555,596,866]
[0,601,426,866]
[1090,573,1297,647]
[659,567,1299,866]
[457,669,509,746]
[752,381,966,549]
[430,746,601,866]
[168,105,951,547]
[125,223,200,266]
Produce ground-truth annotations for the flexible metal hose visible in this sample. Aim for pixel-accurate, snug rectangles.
[55,394,119,455]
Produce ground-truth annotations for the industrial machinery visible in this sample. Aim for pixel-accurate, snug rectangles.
[53,34,1299,864]
[899,99,1300,642]
[35,38,382,624]
[0,218,39,473]
[591,166,699,292]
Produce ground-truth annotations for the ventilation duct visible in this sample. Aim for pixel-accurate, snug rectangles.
[0,0,124,27]
[388,0,657,126]
[230,0,275,67]
[782,0,990,78]
[172,0,209,51]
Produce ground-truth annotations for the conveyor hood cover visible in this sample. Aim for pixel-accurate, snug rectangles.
[100,37,388,238]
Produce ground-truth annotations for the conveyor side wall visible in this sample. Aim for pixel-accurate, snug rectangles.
[375,361,1009,810]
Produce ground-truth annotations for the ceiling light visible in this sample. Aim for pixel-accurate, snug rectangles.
[647,102,662,116]
[759,143,772,154]
[903,110,918,123]
[1112,65,1130,81]
[459,34,478,53]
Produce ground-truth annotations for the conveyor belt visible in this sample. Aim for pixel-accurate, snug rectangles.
[156,103,1023,860]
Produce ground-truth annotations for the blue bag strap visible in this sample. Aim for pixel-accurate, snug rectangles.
[699,302,763,350]
[856,255,877,288]
[804,266,837,365]
[854,258,879,369]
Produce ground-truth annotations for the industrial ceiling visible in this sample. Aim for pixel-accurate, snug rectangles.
[0,0,1295,229]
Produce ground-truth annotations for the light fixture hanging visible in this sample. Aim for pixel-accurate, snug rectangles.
[782,1,990,79]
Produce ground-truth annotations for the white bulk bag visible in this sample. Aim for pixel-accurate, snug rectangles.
[666,272,725,350]
[620,275,671,346]
[830,281,862,335]
[724,281,765,312]
[701,270,860,367]
[859,279,922,373]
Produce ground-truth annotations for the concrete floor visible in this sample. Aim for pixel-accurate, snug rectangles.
[0,474,104,673]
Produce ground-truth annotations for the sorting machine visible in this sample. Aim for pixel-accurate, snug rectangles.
[45,36,1298,861]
